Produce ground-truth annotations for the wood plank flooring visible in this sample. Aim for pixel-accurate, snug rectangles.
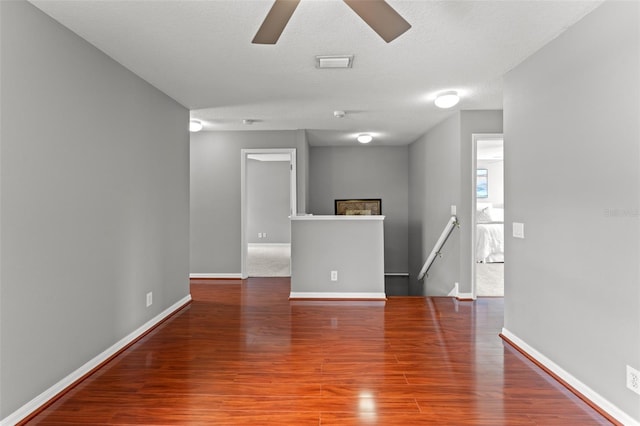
[26,278,612,425]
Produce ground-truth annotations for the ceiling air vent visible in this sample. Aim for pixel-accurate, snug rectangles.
[315,55,354,69]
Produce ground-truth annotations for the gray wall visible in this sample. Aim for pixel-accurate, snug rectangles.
[0,1,190,418]
[291,218,385,296]
[408,115,461,296]
[247,159,291,244]
[408,111,502,296]
[504,1,639,422]
[308,146,409,276]
[190,130,308,273]
[296,130,310,214]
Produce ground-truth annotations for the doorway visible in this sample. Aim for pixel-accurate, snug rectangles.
[240,149,296,279]
[471,135,504,297]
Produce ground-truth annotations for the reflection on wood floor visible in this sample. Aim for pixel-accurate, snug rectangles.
[26,278,612,425]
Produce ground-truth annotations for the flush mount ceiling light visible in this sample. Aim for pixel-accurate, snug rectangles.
[243,119,255,125]
[357,134,373,144]
[434,91,460,109]
[334,110,346,118]
[316,55,354,69]
[189,120,203,132]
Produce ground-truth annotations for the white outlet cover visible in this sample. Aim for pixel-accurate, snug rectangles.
[513,222,525,239]
[627,365,640,395]
[146,292,153,307]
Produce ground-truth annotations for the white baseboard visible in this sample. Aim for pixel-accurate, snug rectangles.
[448,282,459,297]
[447,282,475,300]
[189,273,243,279]
[1,295,192,426]
[456,292,474,300]
[501,328,638,426]
[289,292,386,300]
[248,243,291,247]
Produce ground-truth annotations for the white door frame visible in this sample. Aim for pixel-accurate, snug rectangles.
[470,133,503,298]
[240,148,297,279]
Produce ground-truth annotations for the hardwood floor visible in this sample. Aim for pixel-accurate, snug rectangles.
[26,278,612,425]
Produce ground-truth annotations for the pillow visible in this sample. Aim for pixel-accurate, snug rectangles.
[476,206,492,223]
[490,208,504,222]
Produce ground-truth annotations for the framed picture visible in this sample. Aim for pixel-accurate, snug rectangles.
[476,169,488,198]
[335,199,381,215]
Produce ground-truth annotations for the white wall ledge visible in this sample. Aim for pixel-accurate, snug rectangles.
[290,215,385,221]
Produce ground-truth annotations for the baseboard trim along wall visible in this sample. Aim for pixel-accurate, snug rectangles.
[447,282,475,300]
[189,273,243,279]
[501,328,636,426]
[2,295,192,426]
[456,292,474,301]
[289,292,387,300]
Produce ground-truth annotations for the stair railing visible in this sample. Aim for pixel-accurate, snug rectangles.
[418,215,459,281]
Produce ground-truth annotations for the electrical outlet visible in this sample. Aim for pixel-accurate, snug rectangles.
[330,270,338,281]
[627,365,640,395]
[146,292,153,307]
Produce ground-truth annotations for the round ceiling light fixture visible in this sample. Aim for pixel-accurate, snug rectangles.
[357,134,373,144]
[434,91,460,109]
[189,120,203,132]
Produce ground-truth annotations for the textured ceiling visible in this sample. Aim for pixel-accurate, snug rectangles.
[30,0,603,146]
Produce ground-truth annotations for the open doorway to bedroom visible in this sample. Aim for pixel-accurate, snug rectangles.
[241,149,296,278]
[473,135,504,297]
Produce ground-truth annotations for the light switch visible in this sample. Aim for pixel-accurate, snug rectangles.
[513,222,525,239]
[451,205,457,215]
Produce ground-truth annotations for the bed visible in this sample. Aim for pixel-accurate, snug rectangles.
[476,205,504,263]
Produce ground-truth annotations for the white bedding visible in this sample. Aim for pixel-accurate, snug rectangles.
[476,223,504,263]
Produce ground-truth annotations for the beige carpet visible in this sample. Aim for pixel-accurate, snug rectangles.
[476,262,504,297]
[247,244,291,277]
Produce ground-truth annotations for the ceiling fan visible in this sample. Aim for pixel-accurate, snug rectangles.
[252,0,411,44]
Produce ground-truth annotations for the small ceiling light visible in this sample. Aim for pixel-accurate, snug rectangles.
[334,110,346,118]
[243,119,254,125]
[434,91,460,109]
[189,120,203,132]
[357,134,373,144]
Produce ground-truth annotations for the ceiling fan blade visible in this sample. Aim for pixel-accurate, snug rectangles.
[252,0,301,44]
[343,0,411,43]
